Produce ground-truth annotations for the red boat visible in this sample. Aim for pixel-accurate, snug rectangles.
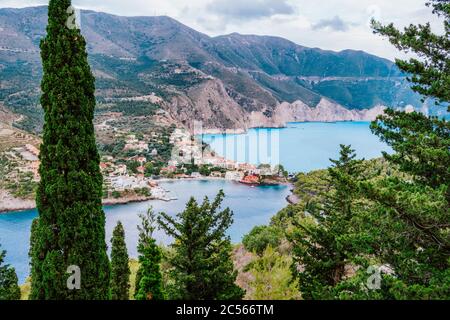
[239,174,261,185]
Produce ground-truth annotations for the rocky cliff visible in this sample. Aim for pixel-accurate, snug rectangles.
[0,6,428,134]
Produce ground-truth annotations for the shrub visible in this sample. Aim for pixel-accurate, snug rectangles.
[243,225,283,256]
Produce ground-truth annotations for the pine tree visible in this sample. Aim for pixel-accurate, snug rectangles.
[134,208,164,300]
[30,0,110,299]
[359,0,450,299]
[290,145,370,299]
[371,109,449,191]
[110,221,130,300]
[158,191,245,300]
[0,244,21,300]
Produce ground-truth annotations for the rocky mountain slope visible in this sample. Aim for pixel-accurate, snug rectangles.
[0,6,429,133]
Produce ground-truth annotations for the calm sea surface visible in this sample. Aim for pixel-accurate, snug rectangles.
[202,121,391,172]
[0,180,290,283]
[0,121,391,283]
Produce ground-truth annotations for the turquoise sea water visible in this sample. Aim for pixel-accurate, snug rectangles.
[0,180,290,283]
[202,121,391,172]
[0,121,391,283]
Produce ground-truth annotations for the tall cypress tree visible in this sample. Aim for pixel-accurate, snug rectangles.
[0,244,21,300]
[158,191,245,300]
[134,208,164,300]
[30,0,110,299]
[110,222,130,300]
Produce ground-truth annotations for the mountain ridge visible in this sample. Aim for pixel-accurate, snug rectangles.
[0,5,430,133]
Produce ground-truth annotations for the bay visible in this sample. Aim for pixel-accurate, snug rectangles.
[0,179,290,283]
[202,121,391,172]
[0,121,392,283]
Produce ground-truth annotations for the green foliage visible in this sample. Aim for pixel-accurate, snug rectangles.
[247,246,300,300]
[127,160,141,174]
[0,245,21,300]
[144,162,154,177]
[289,145,371,299]
[371,108,450,190]
[29,0,110,299]
[109,101,159,117]
[274,164,289,178]
[3,171,38,199]
[372,0,450,106]
[135,187,151,197]
[110,222,130,300]
[98,140,126,155]
[178,163,199,176]
[158,191,245,300]
[312,78,422,111]
[243,225,283,256]
[199,165,212,176]
[357,144,450,299]
[360,0,450,299]
[286,2,450,300]
[111,191,121,199]
[134,208,165,300]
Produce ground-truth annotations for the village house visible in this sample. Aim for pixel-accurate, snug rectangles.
[160,166,177,175]
[136,141,149,152]
[102,155,114,161]
[225,160,238,170]
[25,144,39,156]
[168,159,179,167]
[129,155,147,165]
[124,134,149,152]
[100,162,111,170]
[225,171,244,181]
[114,164,127,176]
[199,156,217,166]
[110,175,150,192]
[238,163,257,173]
[125,134,138,144]
[259,167,274,176]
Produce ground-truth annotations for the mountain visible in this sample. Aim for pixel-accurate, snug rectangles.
[0,6,430,133]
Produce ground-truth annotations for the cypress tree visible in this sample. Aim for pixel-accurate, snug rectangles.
[30,0,110,299]
[0,244,21,300]
[110,221,130,300]
[134,208,164,300]
[158,191,245,300]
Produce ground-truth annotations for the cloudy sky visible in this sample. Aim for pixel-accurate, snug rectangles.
[0,0,443,60]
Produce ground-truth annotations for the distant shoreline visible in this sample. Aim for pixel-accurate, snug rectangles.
[0,176,292,214]
[201,120,370,135]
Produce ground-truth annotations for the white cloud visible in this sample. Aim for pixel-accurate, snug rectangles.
[0,0,442,60]
[206,0,295,20]
[312,16,354,32]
